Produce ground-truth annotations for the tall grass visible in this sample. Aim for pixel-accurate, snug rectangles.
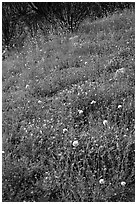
[2,9,135,202]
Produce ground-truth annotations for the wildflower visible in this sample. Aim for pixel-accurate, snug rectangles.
[63,128,68,134]
[90,100,96,104]
[99,178,105,184]
[78,109,83,114]
[25,84,29,89]
[121,181,126,187]
[117,67,125,74]
[38,100,42,104]
[118,104,122,109]
[72,140,79,147]
[58,153,62,157]
[103,120,108,126]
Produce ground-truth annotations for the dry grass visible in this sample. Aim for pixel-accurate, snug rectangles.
[2,9,135,202]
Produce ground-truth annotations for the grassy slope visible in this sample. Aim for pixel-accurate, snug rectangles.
[2,9,135,202]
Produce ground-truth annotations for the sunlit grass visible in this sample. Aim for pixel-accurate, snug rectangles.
[2,9,135,202]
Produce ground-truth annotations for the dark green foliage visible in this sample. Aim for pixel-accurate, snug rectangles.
[2,2,135,50]
[2,2,31,48]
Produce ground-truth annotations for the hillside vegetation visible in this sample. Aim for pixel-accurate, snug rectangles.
[2,9,135,202]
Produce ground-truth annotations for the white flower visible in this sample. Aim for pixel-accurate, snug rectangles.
[38,100,42,104]
[121,181,126,186]
[99,178,105,184]
[117,67,125,74]
[90,100,96,104]
[118,105,122,109]
[58,153,62,157]
[72,140,79,147]
[78,109,83,114]
[103,120,108,126]
[63,128,68,134]
[25,84,29,89]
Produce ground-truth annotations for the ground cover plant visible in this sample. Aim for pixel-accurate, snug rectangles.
[2,6,135,202]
